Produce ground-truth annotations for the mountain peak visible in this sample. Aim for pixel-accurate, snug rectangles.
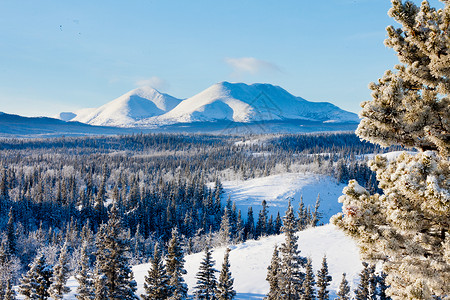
[158,82,359,124]
[70,87,182,127]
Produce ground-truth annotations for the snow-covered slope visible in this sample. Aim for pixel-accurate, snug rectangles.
[152,82,358,125]
[60,225,362,299]
[71,87,182,127]
[220,173,347,223]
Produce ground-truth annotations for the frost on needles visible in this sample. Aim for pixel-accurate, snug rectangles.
[331,0,450,299]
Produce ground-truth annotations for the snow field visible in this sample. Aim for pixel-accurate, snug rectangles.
[221,172,347,223]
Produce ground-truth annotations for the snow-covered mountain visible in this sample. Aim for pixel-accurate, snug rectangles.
[69,86,182,127]
[151,82,358,125]
[58,82,359,129]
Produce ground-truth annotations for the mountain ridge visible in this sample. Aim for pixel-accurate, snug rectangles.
[59,82,359,128]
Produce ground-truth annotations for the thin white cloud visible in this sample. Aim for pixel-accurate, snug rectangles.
[225,57,282,76]
[135,76,170,91]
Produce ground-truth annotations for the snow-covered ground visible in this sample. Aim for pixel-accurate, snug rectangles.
[60,224,362,299]
[221,172,347,223]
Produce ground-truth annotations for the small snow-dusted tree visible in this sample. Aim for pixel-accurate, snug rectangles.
[194,245,218,300]
[49,241,71,299]
[218,208,231,246]
[93,267,108,300]
[331,1,450,299]
[6,208,16,256]
[310,194,322,227]
[377,271,391,300]
[301,258,316,300]
[19,253,53,300]
[354,262,375,300]
[141,243,171,300]
[0,242,20,295]
[76,242,94,300]
[217,248,236,300]
[94,204,138,300]
[316,255,332,300]
[166,228,188,300]
[336,273,351,300]
[278,201,307,299]
[265,246,281,300]
[4,279,16,300]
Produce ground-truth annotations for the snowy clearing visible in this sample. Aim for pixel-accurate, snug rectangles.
[221,172,347,223]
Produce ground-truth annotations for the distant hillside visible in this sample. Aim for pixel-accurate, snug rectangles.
[0,112,138,138]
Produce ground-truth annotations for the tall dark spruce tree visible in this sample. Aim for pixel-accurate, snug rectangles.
[0,242,18,299]
[194,244,218,300]
[94,204,138,299]
[49,241,71,299]
[278,201,307,299]
[166,228,188,300]
[142,243,171,300]
[336,273,351,300]
[316,255,332,300]
[19,253,53,300]
[302,258,316,300]
[75,241,94,300]
[265,246,281,300]
[216,248,236,300]
[354,262,375,300]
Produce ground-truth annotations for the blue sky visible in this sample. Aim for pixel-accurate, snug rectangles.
[0,0,442,117]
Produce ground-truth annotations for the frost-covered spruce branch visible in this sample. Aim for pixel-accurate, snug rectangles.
[332,1,450,298]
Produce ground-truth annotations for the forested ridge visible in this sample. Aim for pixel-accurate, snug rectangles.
[0,132,389,297]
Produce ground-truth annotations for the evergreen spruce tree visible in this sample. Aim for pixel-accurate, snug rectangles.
[377,272,391,300]
[274,212,282,235]
[336,273,351,300]
[316,255,332,300]
[194,245,218,300]
[278,201,307,299]
[245,207,255,240]
[301,258,316,300]
[49,241,71,299]
[311,194,321,227]
[216,248,236,300]
[6,208,16,256]
[93,267,108,300]
[19,253,53,300]
[141,243,171,300]
[219,208,231,246]
[0,242,19,298]
[368,264,377,300]
[76,242,94,300]
[255,200,268,238]
[354,262,371,300]
[331,1,450,298]
[265,246,281,300]
[94,204,138,300]
[166,228,188,300]
[297,196,307,231]
[4,279,16,300]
